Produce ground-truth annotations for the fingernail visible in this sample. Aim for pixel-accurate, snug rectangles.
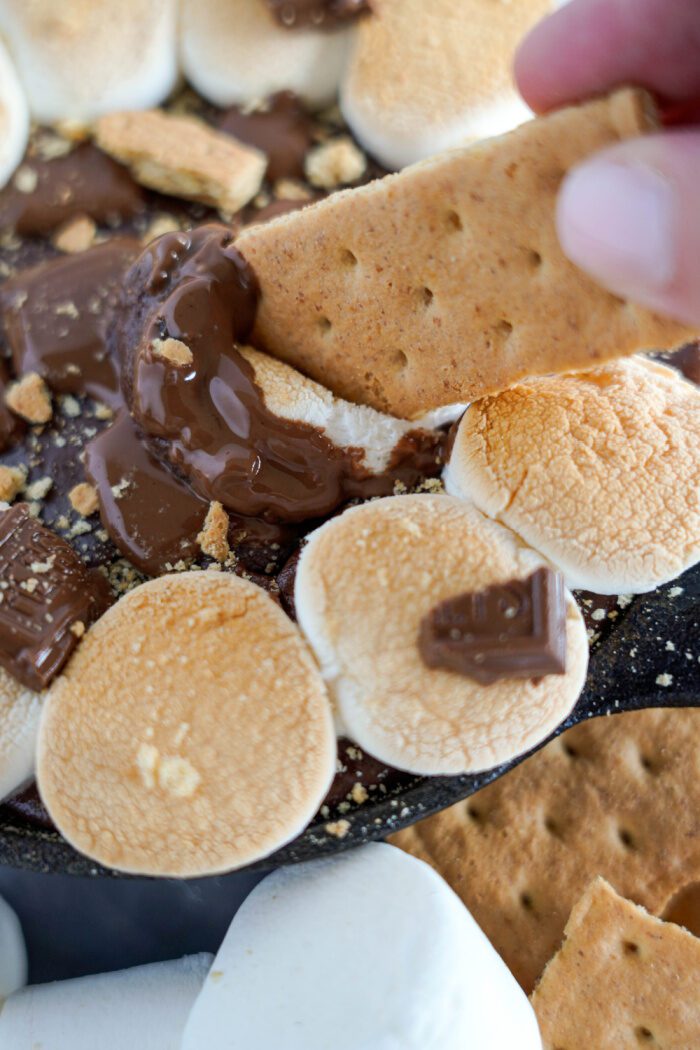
[557,158,677,294]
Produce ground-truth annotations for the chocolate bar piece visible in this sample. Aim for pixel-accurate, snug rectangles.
[419,568,567,684]
[0,504,112,691]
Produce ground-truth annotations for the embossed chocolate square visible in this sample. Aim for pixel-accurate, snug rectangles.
[0,504,111,692]
[419,568,567,685]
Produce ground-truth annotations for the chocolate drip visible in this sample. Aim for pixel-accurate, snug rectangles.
[266,0,371,30]
[1,238,140,409]
[419,568,568,685]
[665,343,700,386]
[0,144,145,236]
[0,362,25,452]
[0,504,112,691]
[219,92,316,183]
[121,225,443,525]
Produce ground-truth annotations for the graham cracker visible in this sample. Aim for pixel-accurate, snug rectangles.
[391,708,700,992]
[532,879,700,1049]
[237,89,696,419]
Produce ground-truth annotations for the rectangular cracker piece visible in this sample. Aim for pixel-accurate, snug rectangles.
[95,110,266,217]
[238,88,696,418]
[391,708,700,993]
[532,879,700,1049]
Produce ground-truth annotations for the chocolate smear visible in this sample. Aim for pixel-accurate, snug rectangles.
[219,92,316,183]
[419,568,568,685]
[0,362,25,453]
[1,237,140,410]
[0,144,145,237]
[0,504,112,691]
[267,0,372,30]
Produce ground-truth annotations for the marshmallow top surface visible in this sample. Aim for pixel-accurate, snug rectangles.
[0,893,26,1000]
[0,668,41,802]
[340,0,550,169]
[295,494,588,774]
[183,843,542,1050]
[37,572,336,876]
[0,953,211,1049]
[444,357,700,594]
[0,37,28,190]
[0,0,179,124]
[181,0,351,108]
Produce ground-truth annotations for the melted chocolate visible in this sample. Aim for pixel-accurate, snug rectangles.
[0,361,25,452]
[419,568,568,684]
[666,343,700,386]
[0,144,145,237]
[120,225,443,525]
[0,504,112,691]
[267,0,371,29]
[219,92,316,183]
[1,238,140,409]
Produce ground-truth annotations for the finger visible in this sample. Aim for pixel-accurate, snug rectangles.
[557,130,700,326]
[515,0,700,114]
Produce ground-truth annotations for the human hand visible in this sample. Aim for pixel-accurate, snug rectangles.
[515,0,700,325]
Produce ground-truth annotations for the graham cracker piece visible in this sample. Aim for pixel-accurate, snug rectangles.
[391,708,700,992]
[532,879,700,1049]
[95,110,266,217]
[237,89,696,419]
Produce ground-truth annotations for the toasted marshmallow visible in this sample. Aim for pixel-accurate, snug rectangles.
[295,494,587,775]
[444,358,700,595]
[0,0,178,125]
[183,843,542,1050]
[340,0,551,170]
[0,668,42,802]
[181,0,351,109]
[37,572,336,877]
[0,894,26,1000]
[0,37,28,190]
[241,346,464,474]
[0,953,211,1048]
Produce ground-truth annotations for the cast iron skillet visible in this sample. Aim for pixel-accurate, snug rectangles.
[0,563,697,877]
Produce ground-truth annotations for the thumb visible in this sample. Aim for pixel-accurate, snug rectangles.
[556,130,700,327]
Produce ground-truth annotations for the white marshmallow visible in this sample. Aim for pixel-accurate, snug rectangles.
[183,843,542,1050]
[0,0,179,125]
[0,37,28,190]
[0,952,212,1049]
[242,346,464,474]
[0,669,42,802]
[181,0,351,109]
[0,894,26,1001]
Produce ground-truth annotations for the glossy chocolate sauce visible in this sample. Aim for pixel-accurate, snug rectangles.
[1,238,140,409]
[0,144,145,237]
[266,0,371,29]
[219,92,316,183]
[0,504,112,691]
[118,225,443,527]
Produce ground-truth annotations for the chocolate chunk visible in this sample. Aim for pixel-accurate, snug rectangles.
[219,92,316,183]
[267,0,372,30]
[0,144,145,236]
[418,568,568,685]
[1,238,140,409]
[0,504,112,691]
[666,343,700,386]
[0,361,26,453]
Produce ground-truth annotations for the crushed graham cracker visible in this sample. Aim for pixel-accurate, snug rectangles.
[151,336,194,368]
[0,465,26,503]
[6,373,53,424]
[69,482,99,517]
[52,214,97,254]
[305,137,366,189]
[197,501,230,562]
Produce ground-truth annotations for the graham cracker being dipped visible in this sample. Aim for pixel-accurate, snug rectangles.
[532,879,700,1049]
[391,708,700,992]
[238,88,696,418]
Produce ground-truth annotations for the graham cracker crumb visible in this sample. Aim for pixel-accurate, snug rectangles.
[69,482,99,517]
[326,819,351,839]
[151,337,194,368]
[0,465,26,503]
[351,782,368,804]
[656,673,673,687]
[305,137,366,189]
[95,109,267,216]
[70,621,86,638]
[6,372,53,424]
[274,179,313,201]
[13,166,38,194]
[52,214,97,254]
[24,476,53,501]
[141,213,181,245]
[198,501,230,562]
